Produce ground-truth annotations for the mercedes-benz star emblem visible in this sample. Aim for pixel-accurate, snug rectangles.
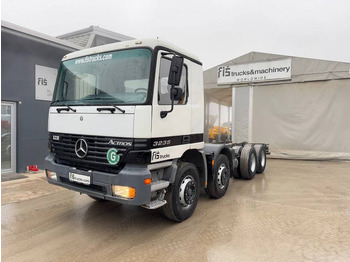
[75,139,88,158]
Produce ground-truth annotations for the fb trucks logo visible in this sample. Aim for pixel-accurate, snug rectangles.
[151,151,170,161]
[217,59,292,84]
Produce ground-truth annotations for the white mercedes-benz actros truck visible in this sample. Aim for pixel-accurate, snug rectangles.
[45,39,269,222]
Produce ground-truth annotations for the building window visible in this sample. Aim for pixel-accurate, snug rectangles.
[1,102,16,173]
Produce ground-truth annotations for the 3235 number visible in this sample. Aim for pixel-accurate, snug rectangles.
[153,140,171,147]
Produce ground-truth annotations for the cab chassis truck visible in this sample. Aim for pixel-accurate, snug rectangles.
[45,39,269,222]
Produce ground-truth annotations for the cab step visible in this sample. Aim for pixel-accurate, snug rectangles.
[141,199,167,209]
[151,180,170,192]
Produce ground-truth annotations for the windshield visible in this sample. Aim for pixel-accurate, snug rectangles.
[52,48,152,106]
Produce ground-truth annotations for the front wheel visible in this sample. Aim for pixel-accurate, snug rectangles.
[162,162,200,222]
[205,154,230,199]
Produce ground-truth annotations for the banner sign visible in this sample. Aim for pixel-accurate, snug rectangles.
[217,58,292,85]
[35,65,58,101]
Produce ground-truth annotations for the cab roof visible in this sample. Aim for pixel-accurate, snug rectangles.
[62,38,201,65]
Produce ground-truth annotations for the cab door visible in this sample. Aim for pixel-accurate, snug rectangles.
[151,51,192,161]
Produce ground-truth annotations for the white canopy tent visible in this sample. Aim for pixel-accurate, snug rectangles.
[204,52,350,160]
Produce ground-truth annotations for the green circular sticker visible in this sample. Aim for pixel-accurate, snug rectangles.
[107,148,120,165]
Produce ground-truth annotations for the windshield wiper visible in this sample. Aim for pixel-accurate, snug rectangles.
[56,104,77,113]
[51,100,77,113]
[50,99,77,113]
[108,104,125,113]
[82,97,125,114]
[96,105,125,114]
[96,108,117,113]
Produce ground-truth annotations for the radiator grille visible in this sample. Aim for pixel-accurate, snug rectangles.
[50,133,133,173]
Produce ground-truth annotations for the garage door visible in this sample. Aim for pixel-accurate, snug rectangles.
[252,79,350,160]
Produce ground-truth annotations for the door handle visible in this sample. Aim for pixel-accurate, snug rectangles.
[182,135,190,144]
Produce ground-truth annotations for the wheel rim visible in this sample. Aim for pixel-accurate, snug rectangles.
[217,164,229,189]
[179,175,197,207]
[261,151,266,167]
[250,155,256,173]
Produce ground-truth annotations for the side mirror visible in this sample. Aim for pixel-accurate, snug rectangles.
[160,54,184,119]
[171,87,183,101]
[168,55,183,86]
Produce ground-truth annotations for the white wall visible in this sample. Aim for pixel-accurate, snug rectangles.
[234,86,250,142]
[252,79,350,160]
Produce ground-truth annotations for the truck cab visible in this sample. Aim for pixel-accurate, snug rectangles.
[46,39,268,222]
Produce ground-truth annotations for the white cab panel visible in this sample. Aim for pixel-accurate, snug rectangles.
[189,62,204,135]
[190,142,205,150]
[48,106,134,137]
[152,105,191,137]
[151,144,191,163]
[134,106,152,138]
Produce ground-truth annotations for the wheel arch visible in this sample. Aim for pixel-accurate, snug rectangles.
[180,149,207,188]
[219,147,234,177]
[203,144,234,178]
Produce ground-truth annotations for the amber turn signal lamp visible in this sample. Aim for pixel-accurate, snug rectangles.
[144,178,152,185]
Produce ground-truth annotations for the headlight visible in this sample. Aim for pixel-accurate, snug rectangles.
[46,170,57,181]
[112,185,136,199]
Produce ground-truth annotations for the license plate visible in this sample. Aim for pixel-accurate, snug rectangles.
[69,172,91,185]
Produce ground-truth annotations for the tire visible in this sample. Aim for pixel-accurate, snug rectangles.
[232,156,241,179]
[254,145,267,173]
[232,168,241,179]
[240,145,257,180]
[205,154,230,199]
[162,162,200,222]
[87,195,106,202]
[232,146,242,179]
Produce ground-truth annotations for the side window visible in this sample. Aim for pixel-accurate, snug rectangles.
[158,57,187,105]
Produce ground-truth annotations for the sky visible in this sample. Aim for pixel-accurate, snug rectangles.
[2,0,350,70]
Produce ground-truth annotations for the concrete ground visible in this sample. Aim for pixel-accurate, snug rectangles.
[1,172,28,182]
[2,159,350,262]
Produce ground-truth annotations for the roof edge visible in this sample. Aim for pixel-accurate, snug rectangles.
[57,25,134,41]
[206,51,350,72]
[1,20,82,50]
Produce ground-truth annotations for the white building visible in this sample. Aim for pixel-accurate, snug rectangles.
[204,52,350,160]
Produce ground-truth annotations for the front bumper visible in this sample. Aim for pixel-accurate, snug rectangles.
[45,153,151,205]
